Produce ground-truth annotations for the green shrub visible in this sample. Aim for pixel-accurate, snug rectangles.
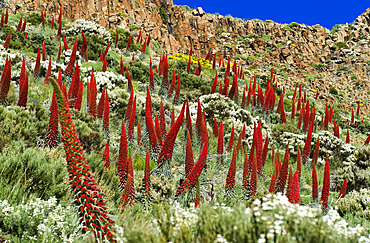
[329,87,338,95]
[129,24,140,31]
[0,25,33,52]
[337,189,370,219]
[289,22,300,28]
[331,24,340,33]
[234,54,248,60]
[159,7,169,24]
[272,123,300,138]
[335,42,349,49]
[283,26,293,32]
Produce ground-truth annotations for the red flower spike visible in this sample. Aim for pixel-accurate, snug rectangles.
[119,58,124,76]
[249,152,257,197]
[275,148,290,194]
[212,53,216,69]
[217,121,224,163]
[302,101,310,131]
[356,103,360,117]
[45,92,59,148]
[346,129,350,143]
[173,75,181,104]
[186,102,193,136]
[0,12,4,28]
[89,76,97,118]
[195,98,203,137]
[0,58,11,102]
[288,171,301,204]
[4,9,8,25]
[256,122,263,173]
[156,104,185,171]
[102,42,109,60]
[34,48,41,76]
[102,139,110,169]
[312,164,318,201]
[65,38,78,76]
[302,123,313,164]
[261,136,269,169]
[212,116,218,137]
[97,89,106,118]
[225,146,237,191]
[125,67,132,92]
[291,98,296,119]
[312,139,320,166]
[185,131,194,177]
[324,104,329,130]
[243,150,250,192]
[351,109,355,124]
[320,157,330,211]
[175,140,208,199]
[155,114,163,146]
[159,101,167,139]
[141,38,147,53]
[102,58,107,72]
[43,59,52,85]
[119,171,135,212]
[63,34,69,50]
[146,87,159,155]
[74,80,83,111]
[42,41,47,61]
[16,17,22,32]
[205,49,211,60]
[338,178,347,199]
[126,34,131,50]
[17,71,28,108]
[364,133,370,145]
[226,125,235,152]
[118,120,128,186]
[125,88,134,122]
[51,16,54,29]
[48,77,115,240]
[167,70,176,97]
[269,169,277,193]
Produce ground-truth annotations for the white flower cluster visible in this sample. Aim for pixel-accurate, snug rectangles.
[63,19,112,43]
[94,71,127,92]
[0,197,85,242]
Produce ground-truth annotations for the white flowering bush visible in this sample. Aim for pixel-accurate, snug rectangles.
[63,19,112,43]
[0,197,86,242]
[337,189,370,219]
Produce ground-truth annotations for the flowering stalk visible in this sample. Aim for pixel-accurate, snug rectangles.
[320,158,330,211]
[275,148,289,194]
[312,164,318,201]
[225,146,237,192]
[185,131,194,177]
[338,178,347,199]
[102,139,110,169]
[65,38,77,76]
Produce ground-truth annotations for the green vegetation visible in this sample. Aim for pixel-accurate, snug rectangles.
[289,22,300,28]
[335,42,350,49]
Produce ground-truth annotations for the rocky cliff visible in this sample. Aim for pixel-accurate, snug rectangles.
[4,0,370,110]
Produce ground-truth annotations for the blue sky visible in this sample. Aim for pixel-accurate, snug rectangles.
[173,0,369,29]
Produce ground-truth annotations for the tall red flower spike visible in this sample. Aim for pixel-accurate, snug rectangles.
[249,152,257,197]
[102,42,109,60]
[302,123,313,164]
[74,80,83,111]
[97,89,106,118]
[261,136,269,169]
[155,104,185,178]
[297,148,302,180]
[102,139,110,169]
[356,103,360,117]
[256,122,263,174]
[126,34,131,50]
[63,34,69,50]
[346,129,350,143]
[175,140,208,199]
[159,101,166,140]
[115,29,119,48]
[312,138,320,166]
[42,41,47,61]
[275,148,289,194]
[146,87,159,155]
[16,17,23,32]
[102,92,109,134]
[351,109,355,124]
[364,133,370,145]
[118,120,128,187]
[291,98,296,119]
[167,70,176,97]
[297,103,304,130]
[185,102,193,136]
[280,103,287,123]
[89,76,97,118]
[154,114,163,146]
[195,98,203,137]
[213,116,218,137]
[312,164,318,201]
[80,31,87,57]
[125,67,133,92]
[102,58,107,72]
[128,98,136,140]
[0,12,4,28]
[43,59,52,84]
[226,125,235,152]
[323,104,329,130]
[269,169,277,193]
[34,48,41,76]
[119,162,135,212]
[338,178,347,199]
[288,171,301,204]
[320,157,330,211]
[211,75,218,94]
[185,131,194,177]
[225,146,237,192]
[243,150,250,192]
[0,58,11,102]
[45,92,59,148]
[48,77,115,240]
[65,38,77,76]
[17,70,28,108]
[149,64,154,89]
[3,31,10,50]
[56,44,62,62]
[217,120,224,163]
[173,75,181,104]
[125,88,134,122]
[302,101,310,131]
[143,150,151,202]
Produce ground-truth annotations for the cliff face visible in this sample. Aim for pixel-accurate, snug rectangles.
[4,0,370,109]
